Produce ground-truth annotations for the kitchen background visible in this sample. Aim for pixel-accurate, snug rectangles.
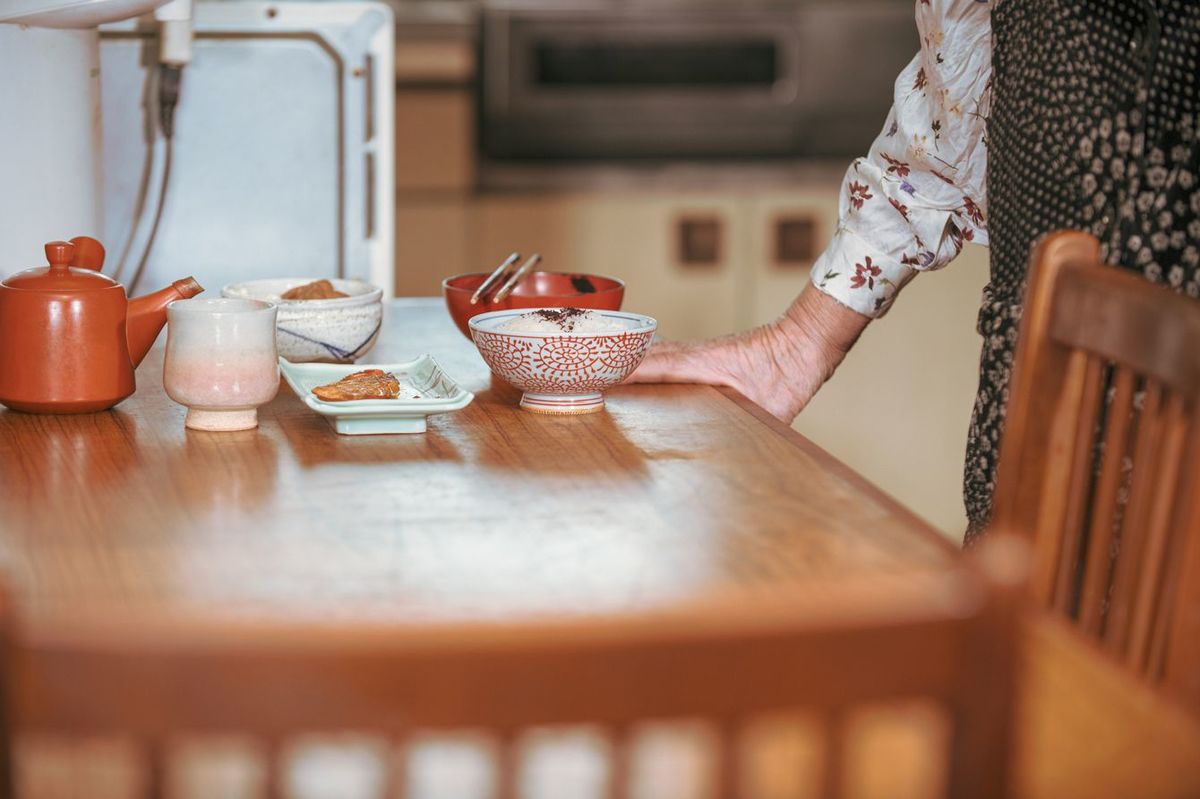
[391,0,990,538]
[3,0,991,537]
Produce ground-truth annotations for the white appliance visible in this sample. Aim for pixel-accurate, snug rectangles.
[99,2,395,295]
[0,0,395,297]
[0,0,170,276]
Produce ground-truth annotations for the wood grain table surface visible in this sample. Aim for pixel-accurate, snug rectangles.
[0,299,950,626]
[2,299,1199,798]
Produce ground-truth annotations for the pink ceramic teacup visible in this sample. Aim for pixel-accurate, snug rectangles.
[164,298,280,431]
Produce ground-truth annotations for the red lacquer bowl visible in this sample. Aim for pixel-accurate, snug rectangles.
[442,271,625,339]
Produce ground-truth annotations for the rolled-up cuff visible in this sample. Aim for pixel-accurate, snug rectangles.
[809,229,917,318]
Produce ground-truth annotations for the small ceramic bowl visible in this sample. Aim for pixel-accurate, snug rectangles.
[468,308,657,415]
[443,271,625,339]
[164,298,280,431]
[222,278,383,363]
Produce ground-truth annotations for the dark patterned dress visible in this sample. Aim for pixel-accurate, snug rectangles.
[964,0,1200,543]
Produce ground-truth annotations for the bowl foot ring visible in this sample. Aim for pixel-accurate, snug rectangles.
[185,408,259,432]
[519,392,605,415]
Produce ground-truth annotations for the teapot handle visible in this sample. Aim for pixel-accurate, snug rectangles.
[68,236,106,271]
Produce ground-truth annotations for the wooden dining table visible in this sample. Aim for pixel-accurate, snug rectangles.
[2,299,1198,798]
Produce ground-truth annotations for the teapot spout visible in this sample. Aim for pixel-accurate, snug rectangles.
[127,277,203,367]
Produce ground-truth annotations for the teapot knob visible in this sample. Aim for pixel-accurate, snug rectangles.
[45,241,76,270]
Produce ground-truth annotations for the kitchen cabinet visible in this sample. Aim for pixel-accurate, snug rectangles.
[394,198,475,297]
[392,32,477,296]
[742,189,842,326]
[394,89,474,194]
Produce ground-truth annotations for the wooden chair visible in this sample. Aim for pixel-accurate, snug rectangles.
[991,231,1200,712]
[0,543,1026,799]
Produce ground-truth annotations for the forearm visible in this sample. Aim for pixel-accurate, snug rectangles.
[772,282,871,386]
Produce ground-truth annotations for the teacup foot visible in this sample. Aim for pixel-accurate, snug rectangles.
[185,408,259,431]
[519,392,604,415]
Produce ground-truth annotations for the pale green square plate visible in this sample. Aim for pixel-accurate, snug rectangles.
[279,356,474,435]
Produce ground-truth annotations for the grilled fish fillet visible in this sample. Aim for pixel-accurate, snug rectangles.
[312,369,401,402]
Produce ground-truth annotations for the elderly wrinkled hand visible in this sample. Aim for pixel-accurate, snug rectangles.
[626,284,870,423]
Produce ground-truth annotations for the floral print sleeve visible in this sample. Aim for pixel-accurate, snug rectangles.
[811,0,994,317]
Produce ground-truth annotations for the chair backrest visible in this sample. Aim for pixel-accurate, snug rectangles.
[992,231,1200,711]
[0,544,1025,799]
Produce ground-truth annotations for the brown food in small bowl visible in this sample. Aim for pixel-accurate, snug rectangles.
[281,279,348,300]
[442,271,625,339]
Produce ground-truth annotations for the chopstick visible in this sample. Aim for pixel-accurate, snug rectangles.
[470,252,520,305]
[492,253,541,304]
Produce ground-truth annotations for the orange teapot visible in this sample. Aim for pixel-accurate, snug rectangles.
[0,237,202,413]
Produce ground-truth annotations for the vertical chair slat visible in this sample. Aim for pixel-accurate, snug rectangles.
[1079,366,1138,635]
[145,741,167,799]
[262,739,285,799]
[1104,380,1166,656]
[1146,415,1200,687]
[1025,349,1095,607]
[1052,353,1106,614]
[715,719,742,799]
[605,726,630,799]
[817,711,845,799]
[1126,392,1190,673]
[495,731,519,799]
[386,736,408,799]
[1162,423,1200,710]
[1146,542,1181,684]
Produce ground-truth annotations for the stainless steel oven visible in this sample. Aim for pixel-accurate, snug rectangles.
[481,0,916,160]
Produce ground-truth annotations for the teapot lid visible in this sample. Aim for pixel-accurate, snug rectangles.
[3,241,121,291]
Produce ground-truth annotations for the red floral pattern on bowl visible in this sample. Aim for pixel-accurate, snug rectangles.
[469,309,658,415]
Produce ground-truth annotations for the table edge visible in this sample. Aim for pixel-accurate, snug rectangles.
[715,386,959,554]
